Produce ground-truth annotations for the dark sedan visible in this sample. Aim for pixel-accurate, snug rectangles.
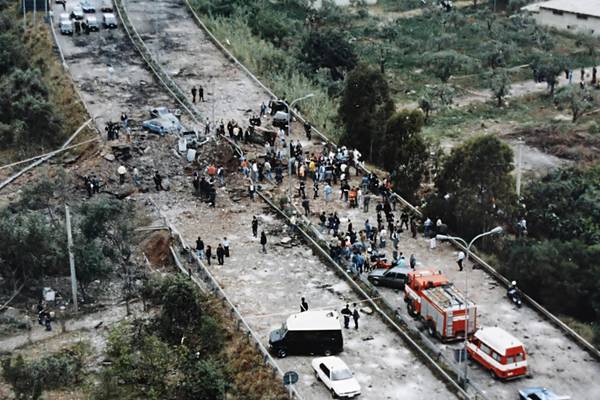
[367,266,411,289]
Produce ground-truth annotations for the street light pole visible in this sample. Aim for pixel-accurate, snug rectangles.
[285,93,314,204]
[436,226,503,387]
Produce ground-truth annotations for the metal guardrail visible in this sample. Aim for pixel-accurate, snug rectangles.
[114,0,203,128]
[182,0,600,362]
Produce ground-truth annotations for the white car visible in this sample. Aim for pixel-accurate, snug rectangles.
[312,356,361,398]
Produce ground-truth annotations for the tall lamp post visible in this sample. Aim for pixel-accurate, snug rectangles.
[285,93,314,202]
[436,226,503,386]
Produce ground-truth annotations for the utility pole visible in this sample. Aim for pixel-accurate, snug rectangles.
[516,137,523,198]
[22,0,26,30]
[65,205,78,312]
[33,0,36,25]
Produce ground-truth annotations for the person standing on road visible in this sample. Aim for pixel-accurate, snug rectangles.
[341,304,352,329]
[410,253,416,270]
[252,216,259,238]
[260,231,267,253]
[191,86,197,103]
[196,236,205,259]
[153,171,165,191]
[302,197,310,216]
[324,182,332,202]
[199,86,205,102]
[457,251,465,271]
[205,245,212,266]
[352,304,360,329]
[216,244,225,265]
[222,237,230,257]
[300,297,309,312]
[410,217,417,239]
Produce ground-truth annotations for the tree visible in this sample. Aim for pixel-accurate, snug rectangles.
[248,8,293,46]
[481,41,514,69]
[0,209,66,290]
[424,50,474,82]
[176,356,227,400]
[419,84,455,122]
[158,275,204,343]
[0,68,62,149]
[576,34,596,56]
[556,86,595,122]
[381,110,428,202]
[530,55,565,96]
[73,237,111,301]
[300,30,357,80]
[524,165,600,245]
[425,135,516,240]
[489,68,511,107]
[338,64,394,162]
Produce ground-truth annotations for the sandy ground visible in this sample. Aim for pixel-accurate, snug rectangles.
[37,0,599,399]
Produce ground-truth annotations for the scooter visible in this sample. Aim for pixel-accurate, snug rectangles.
[507,286,523,308]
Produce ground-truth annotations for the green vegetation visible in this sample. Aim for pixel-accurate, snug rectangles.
[425,135,516,240]
[0,1,90,160]
[338,64,394,162]
[499,165,600,346]
[2,343,88,400]
[94,275,286,400]
[0,176,136,299]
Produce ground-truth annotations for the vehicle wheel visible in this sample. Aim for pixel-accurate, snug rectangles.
[407,301,418,318]
[331,389,338,399]
[427,321,436,338]
[489,369,497,380]
[315,371,320,381]
[324,349,333,356]
[372,279,380,286]
[277,349,287,358]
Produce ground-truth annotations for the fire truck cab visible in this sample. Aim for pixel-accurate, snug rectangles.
[467,327,528,380]
[404,270,477,341]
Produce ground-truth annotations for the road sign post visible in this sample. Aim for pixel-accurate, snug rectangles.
[283,370,299,399]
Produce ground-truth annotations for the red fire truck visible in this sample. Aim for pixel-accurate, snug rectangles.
[404,270,477,341]
[467,327,528,380]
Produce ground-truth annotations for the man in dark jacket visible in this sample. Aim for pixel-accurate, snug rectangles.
[341,304,352,329]
[260,231,267,253]
[216,244,225,265]
[252,216,259,238]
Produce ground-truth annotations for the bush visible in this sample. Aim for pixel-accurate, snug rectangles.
[2,343,87,399]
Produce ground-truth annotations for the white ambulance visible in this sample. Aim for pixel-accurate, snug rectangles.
[466,326,528,380]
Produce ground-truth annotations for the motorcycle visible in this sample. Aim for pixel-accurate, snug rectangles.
[507,286,523,308]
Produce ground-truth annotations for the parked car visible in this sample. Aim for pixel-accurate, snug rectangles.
[59,17,73,35]
[80,0,95,13]
[367,266,410,289]
[312,356,361,399]
[55,0,66,5]
[84,15,100,31]
[149,107,182,130]
[518,387,570,400]
[102,13,117,29]
[269,310,343,358]
[272,111,289,129]
[100,0,113,12]
[70,6,84,20]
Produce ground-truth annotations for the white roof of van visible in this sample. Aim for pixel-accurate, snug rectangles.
[286,310,341,331]
[474,327,524,353]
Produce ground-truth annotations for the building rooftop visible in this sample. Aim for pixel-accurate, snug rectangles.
[537,0,600,18]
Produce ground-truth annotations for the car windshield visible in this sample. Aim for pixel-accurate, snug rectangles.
[331,368,352,381]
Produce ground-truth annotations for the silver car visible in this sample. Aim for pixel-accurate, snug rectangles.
[84,15,100,32]
[59,18,73,35]
[70,6,84,20]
